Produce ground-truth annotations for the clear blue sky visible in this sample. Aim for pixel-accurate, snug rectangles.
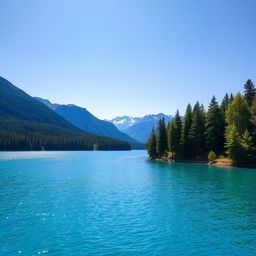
[1,0,256,119]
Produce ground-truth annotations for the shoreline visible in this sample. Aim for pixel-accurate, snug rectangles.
[154,157,256,169]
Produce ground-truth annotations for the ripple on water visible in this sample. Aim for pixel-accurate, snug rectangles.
[0,150,256,256]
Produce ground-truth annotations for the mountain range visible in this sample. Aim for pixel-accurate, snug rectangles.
[0,76,131,150]
[109,113,173,143]
[0,75,170,150]
[34,97,143,149]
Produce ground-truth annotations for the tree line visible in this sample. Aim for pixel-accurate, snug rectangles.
[0,118,132,151]
[0,131,131,151]
[147,79,256,164]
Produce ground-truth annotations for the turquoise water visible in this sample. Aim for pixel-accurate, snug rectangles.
[0,151,256,256]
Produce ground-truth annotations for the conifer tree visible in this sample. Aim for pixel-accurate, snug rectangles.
[156,118,167,157]
[189,102,206,158]
[205,96,224,152]
[220,93,230,113]
[147,128,157,159]
[174,110,182,134]
[167,110,182,156]
[180,104,193,158]
[244,79,256,107]
[230,93,234,102]
[168,119,177,154]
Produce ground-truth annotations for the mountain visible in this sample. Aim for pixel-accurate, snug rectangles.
[34,97,144,149]
[109,113,173,143]
[109,116,142,131]
[0,76,130,150]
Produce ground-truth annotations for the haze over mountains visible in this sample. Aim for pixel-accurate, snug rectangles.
[0,75,171,149]
[0,76,131,150]
[35,96,173,145]
[35,97,142,148]
[109,114,173,143]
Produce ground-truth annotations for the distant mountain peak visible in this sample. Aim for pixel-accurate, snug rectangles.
[35,97,143,148]
[108,113,173,143]
[33,97,59,110]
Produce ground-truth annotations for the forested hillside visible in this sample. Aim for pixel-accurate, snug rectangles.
[0,77,131,151]
[34,97,143,149]
[147,79,256,164]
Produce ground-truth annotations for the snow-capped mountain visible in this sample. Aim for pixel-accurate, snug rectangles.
[34,97,143,148]
[108,113,173,143]
[109,116,141,131]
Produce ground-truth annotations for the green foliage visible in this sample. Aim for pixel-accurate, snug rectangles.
[0,77,131,151]
[225,94,253,163]
[244,79,256,107]
[205,96,224,152]
[189,102,206,157]
[225,93,250,135]
[147,128,157,159]
[0,131,131,151]
[225,127,255,163]
[148,79,256,164]
[240,130,255,162]
[250,96,256,137]
[208,150,216,162]
[0,77,79,132]
[156,118,168,157]
[168,120,177,153]
[167,110,182,156]
[225,125,243,162]
[220,93,230,113]
[180,104,193,158]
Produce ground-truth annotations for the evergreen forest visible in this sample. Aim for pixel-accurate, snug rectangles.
[147,79,256,164]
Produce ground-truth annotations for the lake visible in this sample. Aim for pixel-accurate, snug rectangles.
[0,150,255,255]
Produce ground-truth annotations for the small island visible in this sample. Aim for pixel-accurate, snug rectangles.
[147,79,256,168]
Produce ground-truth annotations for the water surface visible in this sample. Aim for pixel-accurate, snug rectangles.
[0,151,256,255]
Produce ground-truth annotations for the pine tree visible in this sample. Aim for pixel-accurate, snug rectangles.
[180,104,193,159]
[147,128,157,159]
[174,110,182,135]
[205,96,224,152]
[244,79,256,107]
[156,118,167,157]
[167,110,182,156]
[168,119,176,154]
[220,93,230,113]
[189,102,206,158]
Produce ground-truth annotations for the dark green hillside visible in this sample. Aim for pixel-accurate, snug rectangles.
[0,130,130,151]
[0,119,82,137]
[0,76,80,131]
[0,77,131,150]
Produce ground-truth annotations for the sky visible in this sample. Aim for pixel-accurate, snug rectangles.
[1,0,256,119]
